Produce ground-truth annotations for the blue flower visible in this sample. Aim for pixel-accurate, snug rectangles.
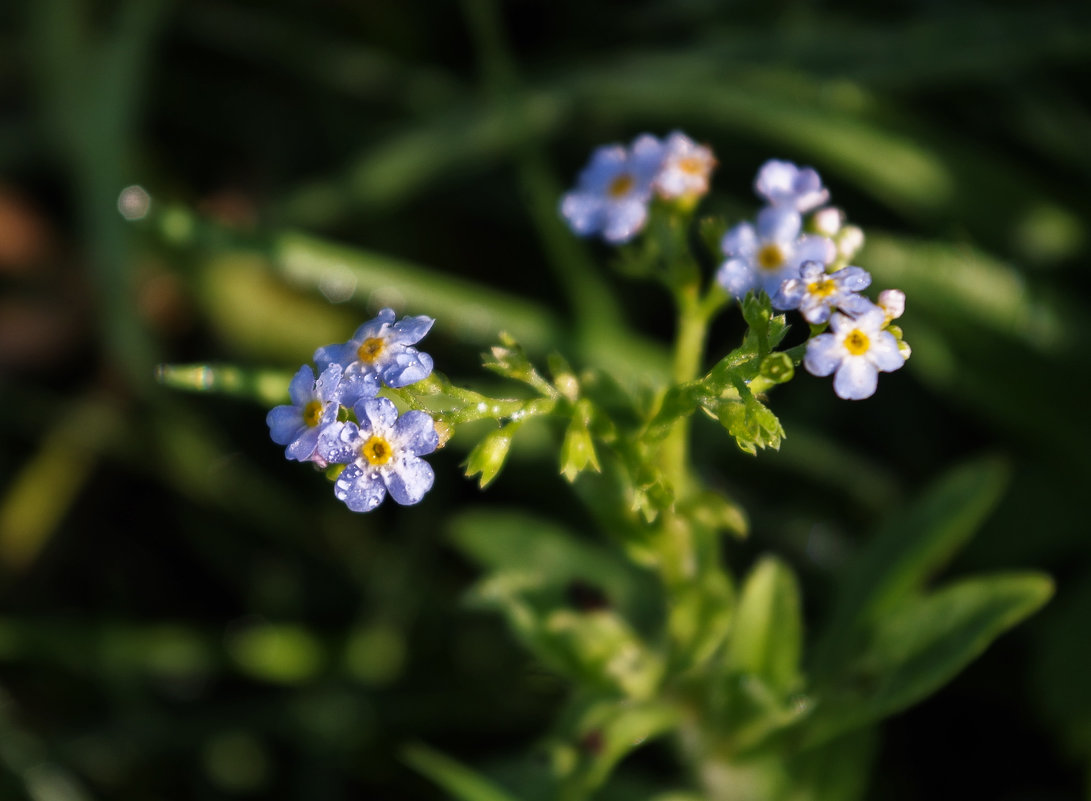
[266,363,362,464]
[318,397,439,511]
[653,131,716,200]
[717,206,835,299]
[315,308,434,389]
[559,134,664,244]
[773,261,872,324]
[804,307,906,400]
[754,159,829,212]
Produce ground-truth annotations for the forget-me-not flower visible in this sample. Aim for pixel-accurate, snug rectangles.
[754,159,829,212]
[315,308,434,389]
[773,261,872,324]
[804,307,906,400]
[653,131,716,200]
[267,363,363,464]
[717,206,836,299]
[559,134,664,244]
[318,397,439,511]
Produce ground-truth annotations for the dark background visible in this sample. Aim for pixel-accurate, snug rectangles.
[1,1,1089,798]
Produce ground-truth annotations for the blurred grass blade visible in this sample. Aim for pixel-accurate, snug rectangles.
[403,743,522,801]
[448,508,658,623]
[813,456,1010,676]
[155,363,293,406]
[0,396,120,571]
[805,572,1052,747]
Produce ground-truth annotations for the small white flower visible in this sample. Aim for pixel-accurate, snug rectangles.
[804,308,906,400]
[653,131,716,200]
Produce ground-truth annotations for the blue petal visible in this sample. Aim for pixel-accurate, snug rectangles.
[385,457,435,506]
[721,222,756,258]
[267,405,304,446]
[799,260,825,281]
[560,192,605,236]
[756,206,801,244]
[602,199,649,243]
[716,258,758,300]
[837,266,871,292]
[792,235,835,267]
[287,365,315,406]
[390,315,435,345]
[834,357,878,400]
[318,421,361,464]
[580,145,628,192]
[772,279,805,310]
[383,349,434,388]
[314,342,357,371]
[286,425,322,462]
[351,309,396,343]
[356,397,399,433]
[839,294,878,316]
[804,334,842,377]
[337,365,381,405]
[335,463,387,512]
[799,296,833,324]
[754,160,796,202]
[869,331,906,372]
[392,410,439,456]
[314,363,343,401]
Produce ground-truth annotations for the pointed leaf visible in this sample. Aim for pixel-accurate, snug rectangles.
[403,743,522,801]
[726,556,803,696]
[814,456,1010,675]
[804,572,1052,747]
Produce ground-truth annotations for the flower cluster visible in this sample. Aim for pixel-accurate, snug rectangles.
[560,139,911,400]
[559,131,716,244]
[266,309,439,510]
[719,160,909,400]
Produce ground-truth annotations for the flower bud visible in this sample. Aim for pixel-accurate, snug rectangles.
[878,288,906,321]
[759,352,795,385]
[463,426,512,488]
[811,206,843,237]
[560,401,600,482]
[836,225,865,261]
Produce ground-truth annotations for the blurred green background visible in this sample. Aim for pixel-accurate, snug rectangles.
[1,0,1090,798]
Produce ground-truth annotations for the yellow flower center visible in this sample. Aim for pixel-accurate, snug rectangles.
[608,174,635,198]
[844,329,870,356]
[757,244,785,271]
[678,156,705,175]
[357,337,385,363]
[361,435,393,466]
[303,400,324,428]
[808,278,837,298]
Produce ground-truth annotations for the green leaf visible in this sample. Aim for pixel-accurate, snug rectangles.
[804,572,1052,747]
[448,509,660,635]
[403,742,522,801]
[779,729,877,801]
[814,456,1010,675]
[467,573,663,699]
[550,698,679,800]
[725,557,804,697]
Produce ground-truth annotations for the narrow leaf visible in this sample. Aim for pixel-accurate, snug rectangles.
[403,743,521,801]
[814,456,1010,675]
[804,572,1052,747]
